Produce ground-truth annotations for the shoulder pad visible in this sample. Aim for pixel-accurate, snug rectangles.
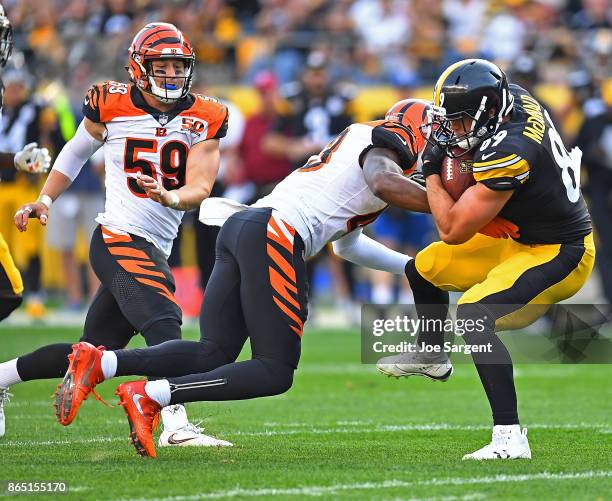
[472,128,531,190]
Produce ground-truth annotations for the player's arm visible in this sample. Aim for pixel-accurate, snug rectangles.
[362,147,430,213]
[423,146,528,245]
[426,177,513,244]
[14,118,105,232]
[137,138,220,210]
[332,227,410,274]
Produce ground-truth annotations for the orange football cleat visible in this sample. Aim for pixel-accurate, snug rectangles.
[116,380,161,458]
[54,342,108,426]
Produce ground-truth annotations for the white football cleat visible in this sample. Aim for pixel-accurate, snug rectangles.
[377,350,453,381]
[158,404,232,448]
[0,387,11,438]
[462,425,531,460]
[159,423,233,448]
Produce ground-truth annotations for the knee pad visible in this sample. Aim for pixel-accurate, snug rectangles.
[0,295,22,321]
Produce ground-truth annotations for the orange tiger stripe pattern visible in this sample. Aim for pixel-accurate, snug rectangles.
[266,212,303,337]
[101,226,178,305]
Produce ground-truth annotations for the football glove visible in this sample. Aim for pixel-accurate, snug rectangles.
[478,217,520,239]
[407,172,426,188]
[14,142,51,174]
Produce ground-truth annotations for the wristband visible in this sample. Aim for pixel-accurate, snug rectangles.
[37,194,53,209]
[168,191,180,209]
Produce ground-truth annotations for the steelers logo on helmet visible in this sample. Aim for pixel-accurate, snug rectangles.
[430,59,514,158]
[127,22,195,103]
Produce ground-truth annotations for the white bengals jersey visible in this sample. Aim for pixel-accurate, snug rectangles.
[252,119,417,257]
[83,81,228,256]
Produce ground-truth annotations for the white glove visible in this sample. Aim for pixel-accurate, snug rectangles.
[14,142,52,174]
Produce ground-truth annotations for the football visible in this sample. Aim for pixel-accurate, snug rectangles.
[441,149,475,201]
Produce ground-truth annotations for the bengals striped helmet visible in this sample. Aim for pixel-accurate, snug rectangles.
[128,23,195,103]
[385,98,434,159]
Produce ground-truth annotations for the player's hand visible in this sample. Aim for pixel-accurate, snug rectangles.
[14,202,49,232]
[14,142,52,174]
[421,143,445,178]
[136,174,177,207]
[478,217,519,239]
[407,171,426,188]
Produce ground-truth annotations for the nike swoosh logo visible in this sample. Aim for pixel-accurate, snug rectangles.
[394,133,407,146]
[481,151,496,160]
[133,394,144,416]
[84,97,90,106]
[167,433,198,445]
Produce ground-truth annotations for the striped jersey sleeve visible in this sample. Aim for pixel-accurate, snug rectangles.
[472,151,530,191]
[359,120,418,173]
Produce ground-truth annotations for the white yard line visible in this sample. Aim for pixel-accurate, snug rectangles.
[1,422,609,447]
[113,471,612,501]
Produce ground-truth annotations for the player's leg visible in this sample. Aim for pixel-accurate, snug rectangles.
[0,283,135,438]
[55,226,183,422]
[109,220,249,378]
[459,233,595,460]
[0,233,24,437]
[0,232,23,321]
[147,209,305,403]
[113,209,307,456]
[56,223,244,446]
[377,234,507,379]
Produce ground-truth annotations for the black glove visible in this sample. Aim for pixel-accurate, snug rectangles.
[421,143,445,178]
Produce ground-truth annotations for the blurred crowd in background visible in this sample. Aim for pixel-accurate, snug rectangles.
[0,0,610,322]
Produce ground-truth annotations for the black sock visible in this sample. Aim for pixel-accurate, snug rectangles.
[16,343,72,381]
[458,303,519,425]
[405,260,449,348]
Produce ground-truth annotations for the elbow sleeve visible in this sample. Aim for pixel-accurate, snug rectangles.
[332,229,410,275]
[52,121,104,181]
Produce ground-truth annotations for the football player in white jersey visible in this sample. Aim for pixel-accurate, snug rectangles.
[0,23,231,447]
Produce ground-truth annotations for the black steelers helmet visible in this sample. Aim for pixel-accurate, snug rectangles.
[0,5,12,68]
[430,59,514,157]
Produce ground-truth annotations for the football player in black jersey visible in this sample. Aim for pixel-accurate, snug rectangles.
[378,59,595,460]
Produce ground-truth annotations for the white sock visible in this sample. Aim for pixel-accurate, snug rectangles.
[160,404,189,431]
[144,380,171,407]
[0,359,22,388]
[100,351,117,380]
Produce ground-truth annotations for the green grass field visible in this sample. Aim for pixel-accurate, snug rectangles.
[0,326,610,500]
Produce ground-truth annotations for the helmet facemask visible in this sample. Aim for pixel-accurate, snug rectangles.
[134,55,194,104]
[430,98,499,158]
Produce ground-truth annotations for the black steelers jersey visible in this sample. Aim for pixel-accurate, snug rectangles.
[471,84,591,244]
